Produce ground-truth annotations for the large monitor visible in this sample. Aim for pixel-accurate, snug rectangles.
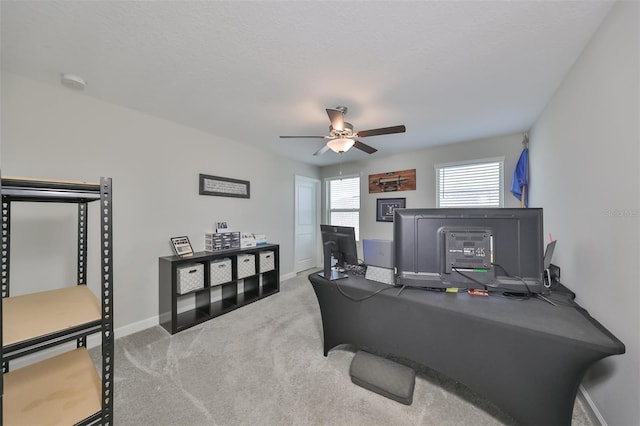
[394,208,545,294]
[319,224,359,280]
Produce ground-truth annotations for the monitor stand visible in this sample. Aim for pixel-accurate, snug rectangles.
[318,269,348,281]
[319,242,348,281]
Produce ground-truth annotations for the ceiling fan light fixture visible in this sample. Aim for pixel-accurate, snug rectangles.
[327,138,355,153]
[279,105,405,157]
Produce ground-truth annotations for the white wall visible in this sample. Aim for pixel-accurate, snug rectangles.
[1,72,320,332]
[320,133,527,246]
[529,2,639,425]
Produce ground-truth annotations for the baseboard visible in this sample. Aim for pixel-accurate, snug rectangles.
[8,314,160,370]
[106,273,294,337]
[7,273,297,370]
[281,271,297,281]
[84,314,160,347]
[115,315,160,339]
[579,385,606,426]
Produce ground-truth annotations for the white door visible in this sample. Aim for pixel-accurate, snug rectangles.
[294,175,320,272]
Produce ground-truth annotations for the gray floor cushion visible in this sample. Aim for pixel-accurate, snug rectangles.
[349,350,416,405]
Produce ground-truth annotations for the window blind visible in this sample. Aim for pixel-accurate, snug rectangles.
[327,176,360,239]
[436,160,504,208]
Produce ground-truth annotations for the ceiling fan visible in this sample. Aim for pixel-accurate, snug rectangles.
[280,106,406,156]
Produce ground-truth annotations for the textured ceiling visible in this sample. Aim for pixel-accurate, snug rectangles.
[1,1,613,166]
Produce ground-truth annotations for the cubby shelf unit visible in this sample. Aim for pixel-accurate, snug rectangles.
[159,244,280,334]
[0,176,114,426]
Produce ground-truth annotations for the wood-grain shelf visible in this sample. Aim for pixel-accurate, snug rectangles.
[0,176,102,203]
[3,285,101,347]
[3,348,101,426]
[1,176,100,186]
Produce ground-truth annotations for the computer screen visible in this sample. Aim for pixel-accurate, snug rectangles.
[362,239,394,269]
[319,224,358,280]
[394,208,545,294]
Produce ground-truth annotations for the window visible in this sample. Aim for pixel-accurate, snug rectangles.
[326,175,360,240]
[436,158,504,207]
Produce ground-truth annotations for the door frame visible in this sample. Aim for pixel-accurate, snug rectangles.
[294,175,321,273]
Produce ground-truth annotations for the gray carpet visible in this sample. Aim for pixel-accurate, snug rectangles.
[98,271,596,425]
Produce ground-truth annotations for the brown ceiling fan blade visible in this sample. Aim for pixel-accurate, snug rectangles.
[353,140,377,154]
[313,145,331,156]
[326,108,345,132]
[279,135,327,139]
[356,125,406,138]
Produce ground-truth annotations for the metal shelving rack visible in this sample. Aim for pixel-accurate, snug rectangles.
[0,176,113,425]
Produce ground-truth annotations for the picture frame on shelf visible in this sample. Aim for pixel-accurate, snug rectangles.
[216,221,230,233]
[170,236,194,257]
[376,198,406,222]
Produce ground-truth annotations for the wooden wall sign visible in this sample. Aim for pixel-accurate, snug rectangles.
[368,169,416,193]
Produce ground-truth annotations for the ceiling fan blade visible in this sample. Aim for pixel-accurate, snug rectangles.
[313,145,331,156]
[356,125,406,138]
[279,135,327,139]
[326,108,345,132]
[353,140,377,154]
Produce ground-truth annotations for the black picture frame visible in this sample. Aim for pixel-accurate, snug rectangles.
[376,198,406,222]
[170,236,194,257]
[199,174,250,198]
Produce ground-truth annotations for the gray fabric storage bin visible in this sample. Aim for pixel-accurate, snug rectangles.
[210,258,232,286]
[259,251,275,272]
[237,254,256,278]
[176,263,204,294]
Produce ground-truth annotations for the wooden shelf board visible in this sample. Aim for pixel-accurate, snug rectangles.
[3,286,101,347]
[1,176,100,186]
[176,307,211,330]
[3,347,102,426]
[209,300,237,317]
[237,290,257,305]
[237,287,278,305]
[1,176,102,202]
[261,283,279,294]
[261,287,279,298]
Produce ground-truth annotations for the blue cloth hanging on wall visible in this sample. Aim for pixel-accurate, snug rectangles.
[511,148,528,207]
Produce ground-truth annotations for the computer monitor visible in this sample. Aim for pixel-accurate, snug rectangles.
[394,208,545,294]
[363,239,394,269]
[319,224,358,280]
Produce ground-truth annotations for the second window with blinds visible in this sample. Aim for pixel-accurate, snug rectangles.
[326,175,360,240]
[435,158,504,208]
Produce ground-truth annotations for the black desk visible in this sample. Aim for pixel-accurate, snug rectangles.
[309,273,625,426]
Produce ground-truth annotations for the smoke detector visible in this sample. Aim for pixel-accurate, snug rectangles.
[60,73,86,90]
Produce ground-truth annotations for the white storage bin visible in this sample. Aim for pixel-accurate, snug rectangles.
[240,236,256,248]
[210,258,232,286]
[365,265,395,285]
[176,263,204,294]
[237,254,256,278]
[259,251,275,272]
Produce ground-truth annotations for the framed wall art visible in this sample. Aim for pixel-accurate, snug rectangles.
[369,169,416,193]
[376,198,406,222]
[199,174,250,198]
